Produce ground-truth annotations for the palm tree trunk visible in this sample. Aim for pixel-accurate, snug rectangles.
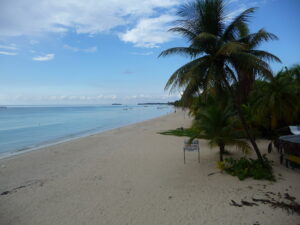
[235,103,264,162]
[219,144,225,162]
[222,77,264,163]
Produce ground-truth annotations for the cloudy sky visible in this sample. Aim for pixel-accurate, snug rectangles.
[0,0,299,105]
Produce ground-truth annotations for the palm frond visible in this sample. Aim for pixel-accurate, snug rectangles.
[223,7,256,41]
[230,52,273,79]
[228,139,252,154]
[239,29,278,48]
[224,65,238,83]
[168,27,197,41]
[159,47,200,58]
[216,41,246,56]
[164,56,210,92]
[200,0,225,36]
[248,50,281,63]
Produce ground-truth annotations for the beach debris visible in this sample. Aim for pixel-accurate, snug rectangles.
[0,179,44,196]
[230,200,242,207]
[168,196,173,199]
[207,171,220,176]
[241,200,258,206]
[230,190,300,215]
[1,185,26,196]
[230,199,258,207]
[252,197,300,215]
[284,193,296,201]
[229,190,299,215]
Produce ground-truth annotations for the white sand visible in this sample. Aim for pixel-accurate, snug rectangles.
[0,109,299,225]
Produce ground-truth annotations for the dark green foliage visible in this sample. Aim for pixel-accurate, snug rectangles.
[191,96,252,161]
[159,0,281,162]
[245,64,300,140]
[159,0,299,168]
[221,155,275,181]
[159,128,198,138]
[250,73,299,129]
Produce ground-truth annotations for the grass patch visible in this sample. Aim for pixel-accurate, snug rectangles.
[159,128,198,137]
[218,155,275,181]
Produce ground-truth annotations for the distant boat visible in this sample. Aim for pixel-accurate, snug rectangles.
[112,103,122,105]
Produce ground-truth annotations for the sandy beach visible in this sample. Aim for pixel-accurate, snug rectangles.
[0,110,299,225]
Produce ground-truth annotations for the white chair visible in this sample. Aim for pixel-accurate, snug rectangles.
[183,139,200,164]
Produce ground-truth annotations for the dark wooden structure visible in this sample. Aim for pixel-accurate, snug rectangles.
[279,135,300,169]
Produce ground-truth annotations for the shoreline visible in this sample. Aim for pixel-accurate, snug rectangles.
[0,110,175,161]
[0,109,299,225]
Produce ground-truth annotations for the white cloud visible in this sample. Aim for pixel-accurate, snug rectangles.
[226,7,247,21]
[0,0,180,37]
[225,0,266,22]
[131,51,154,56]
[0,0,268,49]
[0,51,17,56]
[84,46,97,53]
[124,94,177,100]
[119,15,177,48]
[29,40,39,45]
[0,44,17,50]
[32,53,55,61]
[43,95,117,101]
[0,93,179,104]
[0,44,17,56]
[63,45,79,52]
[63,45,98,53]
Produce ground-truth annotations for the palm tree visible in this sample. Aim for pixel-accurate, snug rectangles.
[288,64,300,85]
[288,64,300,120]
[234,28,280,103]
[191,103,250,161]
[159,0,280,162]
[285,64,300,103]
[251,71,299,129]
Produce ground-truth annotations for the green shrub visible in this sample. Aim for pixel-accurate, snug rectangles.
[159,128,198,137]
[220,155,275,181]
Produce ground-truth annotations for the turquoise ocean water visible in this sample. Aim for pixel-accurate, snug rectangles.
[0,105,173,158]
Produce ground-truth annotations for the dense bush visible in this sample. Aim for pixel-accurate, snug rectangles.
[218,155,275,181]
